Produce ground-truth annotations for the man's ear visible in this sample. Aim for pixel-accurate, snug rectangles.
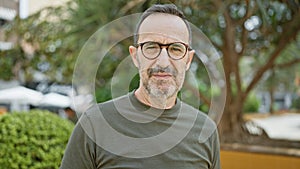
[185,49,195,71]
[129,45,139,68]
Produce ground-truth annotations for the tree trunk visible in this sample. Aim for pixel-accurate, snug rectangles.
[269,69,275,114]
[218,91,245,142]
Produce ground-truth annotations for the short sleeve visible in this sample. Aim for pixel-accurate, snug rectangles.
[60,117,97,169]
[210,130,221,169]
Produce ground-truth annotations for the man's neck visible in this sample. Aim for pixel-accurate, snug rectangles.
[134,87,177,110]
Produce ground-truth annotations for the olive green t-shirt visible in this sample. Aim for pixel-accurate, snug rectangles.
[60,92,220,169]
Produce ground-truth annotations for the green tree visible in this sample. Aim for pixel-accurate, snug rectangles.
[257,35,300,113]
[1,6,71,83]
[175,0,300,140]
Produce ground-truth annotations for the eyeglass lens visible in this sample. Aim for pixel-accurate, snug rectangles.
[142,42,187,60]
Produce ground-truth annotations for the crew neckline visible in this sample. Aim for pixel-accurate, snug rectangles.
[129,90,181,113]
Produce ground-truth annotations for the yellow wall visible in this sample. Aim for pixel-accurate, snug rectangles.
[221,150,300,169]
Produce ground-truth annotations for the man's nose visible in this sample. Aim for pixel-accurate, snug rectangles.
[156,48,171,68]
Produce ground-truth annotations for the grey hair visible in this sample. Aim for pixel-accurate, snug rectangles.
[134,4,192,45]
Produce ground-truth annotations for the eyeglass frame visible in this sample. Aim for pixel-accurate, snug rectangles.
[135,41,192,60]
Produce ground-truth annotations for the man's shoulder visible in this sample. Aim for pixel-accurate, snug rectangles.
[84,94,128,116]
[181,102,216,125]
[180,102,218,141]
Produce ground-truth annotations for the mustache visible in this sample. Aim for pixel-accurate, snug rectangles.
[147,66,177,77]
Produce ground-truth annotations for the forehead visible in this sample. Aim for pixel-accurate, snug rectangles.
[138,13,189,44]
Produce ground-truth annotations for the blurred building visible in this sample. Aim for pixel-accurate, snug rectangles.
[0,0,69,50]
[0,0,18,50]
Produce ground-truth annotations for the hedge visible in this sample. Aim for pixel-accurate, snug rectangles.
[243,92,261,113]
[0,110,74,169]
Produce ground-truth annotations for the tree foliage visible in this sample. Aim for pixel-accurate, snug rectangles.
[172,0,300,137]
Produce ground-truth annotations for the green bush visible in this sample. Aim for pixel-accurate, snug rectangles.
[243,92,261,113]
[0,110,74,169]
[291,96,300,110]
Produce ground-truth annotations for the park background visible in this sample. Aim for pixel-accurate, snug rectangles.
[0,0,299,168]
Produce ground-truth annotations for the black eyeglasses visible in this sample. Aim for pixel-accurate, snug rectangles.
[136,41,191,60]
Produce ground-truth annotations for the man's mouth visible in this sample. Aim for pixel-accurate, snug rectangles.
[151,73,172,78]
[148,66,176,79]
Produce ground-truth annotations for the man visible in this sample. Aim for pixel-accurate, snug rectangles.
[60,4,220,169]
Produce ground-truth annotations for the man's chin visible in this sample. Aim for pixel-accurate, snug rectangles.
[147,85,177,99]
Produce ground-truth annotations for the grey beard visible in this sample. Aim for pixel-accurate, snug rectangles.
[145,79,178,99]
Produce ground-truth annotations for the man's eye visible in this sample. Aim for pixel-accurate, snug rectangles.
[172,47,183,51]
[170,45,184,52]
[144,44,159,50]
[145,46,157,49]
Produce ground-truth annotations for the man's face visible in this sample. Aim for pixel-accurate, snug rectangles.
[130,13,194,99]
